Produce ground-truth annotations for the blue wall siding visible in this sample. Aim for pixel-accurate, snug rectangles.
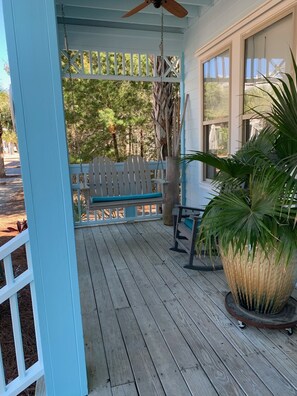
[3,0,88,394]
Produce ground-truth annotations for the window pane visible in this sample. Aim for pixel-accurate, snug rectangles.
[244,14,293,114]
[203,50,229,179]
[203,50,230,121]
[205,122,228,179]
[206,123,228,156]
[242,118,265,142]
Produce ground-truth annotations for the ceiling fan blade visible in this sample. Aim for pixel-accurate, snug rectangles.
[162,0,188,18]
[122,1,151,18]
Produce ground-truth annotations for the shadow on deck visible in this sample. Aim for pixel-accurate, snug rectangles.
[75,220,297,396]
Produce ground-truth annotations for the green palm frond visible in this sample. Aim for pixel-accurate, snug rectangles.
[198,182,297,261]
[183,151,234,174]
[183,151,253,186]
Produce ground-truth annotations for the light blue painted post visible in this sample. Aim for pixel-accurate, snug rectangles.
[180,52,186,205]
[3,1,88,395]
[125,206,136,218]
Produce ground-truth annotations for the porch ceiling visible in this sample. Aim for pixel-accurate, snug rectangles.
[56,0,214,34]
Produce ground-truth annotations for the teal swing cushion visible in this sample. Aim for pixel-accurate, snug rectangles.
[91,192,162,204]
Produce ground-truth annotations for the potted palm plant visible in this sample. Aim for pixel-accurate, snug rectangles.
[185,54,297,320]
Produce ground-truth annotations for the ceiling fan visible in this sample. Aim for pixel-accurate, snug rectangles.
[122,0,188,19]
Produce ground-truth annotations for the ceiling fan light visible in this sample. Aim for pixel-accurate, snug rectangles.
[153,0,162,8]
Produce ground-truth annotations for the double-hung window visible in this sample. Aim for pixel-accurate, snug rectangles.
[243,14,293,142]
[203,49,230,179]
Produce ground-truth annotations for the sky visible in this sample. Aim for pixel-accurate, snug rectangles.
[0,1,11,91]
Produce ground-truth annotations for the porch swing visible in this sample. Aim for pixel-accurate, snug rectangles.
[61,4,166,218]
[88,156,165,213]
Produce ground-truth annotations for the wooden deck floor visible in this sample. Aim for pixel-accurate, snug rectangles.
[75,220,297,396]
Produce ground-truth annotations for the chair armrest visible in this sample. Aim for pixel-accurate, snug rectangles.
[174,205,204,223]
[176,205,205,213]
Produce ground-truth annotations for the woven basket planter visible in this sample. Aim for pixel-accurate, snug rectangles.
[221,247,297,314]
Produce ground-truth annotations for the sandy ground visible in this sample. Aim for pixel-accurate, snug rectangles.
[0,154,26,239]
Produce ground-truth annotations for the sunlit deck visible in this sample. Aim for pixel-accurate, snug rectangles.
[76,220,297,396]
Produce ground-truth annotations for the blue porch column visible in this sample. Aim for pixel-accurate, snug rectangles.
[3,1,88,395]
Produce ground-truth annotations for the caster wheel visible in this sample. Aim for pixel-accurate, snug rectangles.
[286,328,293,336]
[238,320,246,329]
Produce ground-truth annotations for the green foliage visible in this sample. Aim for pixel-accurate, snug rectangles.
[204,81,229,120]
[3,129,17,144]
[0,90,13,132]
[63,78,155,163]
[244,84,275,114]
[185,52,297,264]
[73,194,87,222]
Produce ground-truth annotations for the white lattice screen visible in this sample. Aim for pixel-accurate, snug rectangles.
[61,49,181,82]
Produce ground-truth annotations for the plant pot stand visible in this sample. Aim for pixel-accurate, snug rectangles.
[225,292,297,335]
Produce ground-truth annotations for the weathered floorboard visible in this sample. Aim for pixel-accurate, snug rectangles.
[116,307,165,396]
[112,382,138,396]
[76,221,297,396]
[92,226,130,309]
[164,299,243,396]
[137,223,296,394]
[76,229,111,394]
[132,305,192,395]
[82,227,134,387]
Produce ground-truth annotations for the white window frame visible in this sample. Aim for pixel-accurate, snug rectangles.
[241,11,295,143]
[196,1,297,184]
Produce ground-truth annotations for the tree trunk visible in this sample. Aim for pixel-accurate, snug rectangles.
[128,125,132,156]
[0,122,6,178]
[112,132,120,162]
[140,129,144,157]
[162,156,179,226]
[152,59,174,160]
[152,58,179,225]
[153,81,174,159]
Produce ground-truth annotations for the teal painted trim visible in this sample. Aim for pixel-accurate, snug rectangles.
[91,192,162,203]
[3,1,88,395]
[125,206,137,218]
[180,52,186,205]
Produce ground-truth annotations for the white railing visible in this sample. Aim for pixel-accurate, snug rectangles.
[0,230,43,396]
[70,160,167,227]
[61,50,181,83]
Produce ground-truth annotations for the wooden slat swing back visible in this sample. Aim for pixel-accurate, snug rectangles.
[89,157,122,197]
[123,156,153,195]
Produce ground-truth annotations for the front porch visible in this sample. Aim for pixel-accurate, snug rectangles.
[76,220,297,395]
